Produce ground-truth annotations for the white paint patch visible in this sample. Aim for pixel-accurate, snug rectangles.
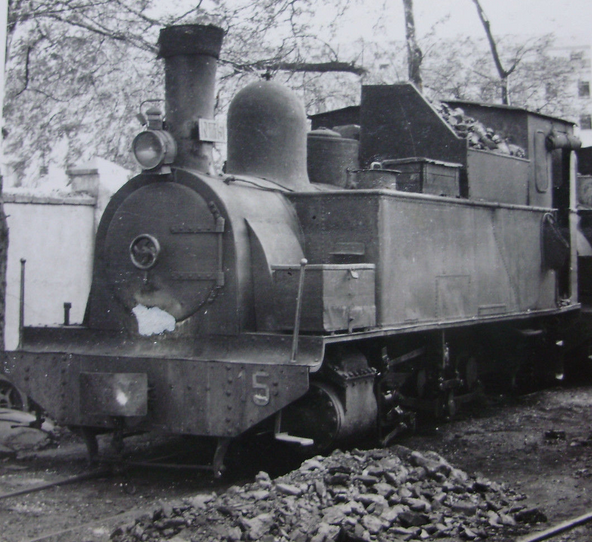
[115,389,129,406]
[132,304,176,336]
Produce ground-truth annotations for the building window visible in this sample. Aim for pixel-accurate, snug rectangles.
[581,114,592,131]
[571,50,584,61]
[579,81,591,98]
[546,82,558,99]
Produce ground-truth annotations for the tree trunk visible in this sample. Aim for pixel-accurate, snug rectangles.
[500,77,509,105]
[471,0,511,104]
[0,177,7,351]
[402,0,423,91]
[1,0,10,350]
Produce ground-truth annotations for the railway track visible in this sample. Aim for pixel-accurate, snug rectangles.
[0,429,303,542]
[18,507,149,542]
[2,382,592,542]
[0,434,234,542]
[518,511,592,542]
[5,468,592,542]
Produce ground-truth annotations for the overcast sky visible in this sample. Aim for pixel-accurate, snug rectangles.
[331,0,592,46]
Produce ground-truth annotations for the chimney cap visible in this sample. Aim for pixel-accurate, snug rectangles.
[158,24,225,60]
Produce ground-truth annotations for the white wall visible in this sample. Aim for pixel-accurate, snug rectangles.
[4,194,96,350]
[580,130,592,148]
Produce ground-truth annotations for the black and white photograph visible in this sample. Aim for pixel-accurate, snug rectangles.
[0,0,592,540]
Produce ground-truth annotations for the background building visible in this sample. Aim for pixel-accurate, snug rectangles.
[551,42,592,147]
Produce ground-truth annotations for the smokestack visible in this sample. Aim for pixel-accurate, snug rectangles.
[158,25,224,173]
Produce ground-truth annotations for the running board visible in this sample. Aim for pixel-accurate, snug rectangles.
[274,412,314,446]
[274,432,314,446]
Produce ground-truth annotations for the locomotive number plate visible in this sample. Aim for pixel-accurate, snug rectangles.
[252,371,270,406]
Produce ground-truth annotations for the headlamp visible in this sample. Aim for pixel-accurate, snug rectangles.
[132,129,177,171]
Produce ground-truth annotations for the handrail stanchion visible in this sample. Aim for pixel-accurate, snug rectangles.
[18,258,26,349]
[290,258,308,362]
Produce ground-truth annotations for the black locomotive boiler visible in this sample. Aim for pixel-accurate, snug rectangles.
[2,24,585,474]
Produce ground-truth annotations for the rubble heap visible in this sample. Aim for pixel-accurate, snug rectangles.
[435,102,526,158]
[111,445,544,542]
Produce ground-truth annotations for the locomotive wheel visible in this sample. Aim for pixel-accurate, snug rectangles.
[464,357,479,391]
[416,369,427,398]
[434,390,456,420]
[0,376,29,411]
[511,355,543,393]
[81,427,100,465]
[279,382,344,453]
[445,391,457,419]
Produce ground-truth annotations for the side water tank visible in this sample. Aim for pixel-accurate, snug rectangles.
[307,128,359,188]
[227,80,310,191]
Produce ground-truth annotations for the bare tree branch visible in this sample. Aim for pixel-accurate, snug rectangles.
[169,1,207,25]
[471,0,509,103]
[222,58,367,76]
[112,0,162,27]
[44,12,157,52]
[5,0,365,183]
[13,44,32,97]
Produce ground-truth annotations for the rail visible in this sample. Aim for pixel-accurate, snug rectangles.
[0,469,109,501]
[518,509,592,542]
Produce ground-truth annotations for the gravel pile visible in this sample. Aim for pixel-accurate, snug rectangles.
[436,102,526,158]
[111,445,544,542]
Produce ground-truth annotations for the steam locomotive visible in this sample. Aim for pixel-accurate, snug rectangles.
[2,24,587,474]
